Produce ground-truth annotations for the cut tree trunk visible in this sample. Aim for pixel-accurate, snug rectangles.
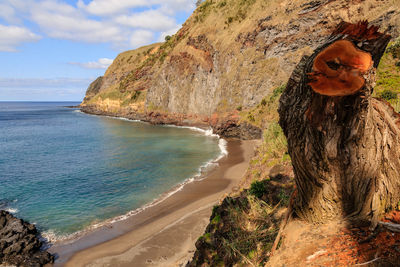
[278,21,400,226]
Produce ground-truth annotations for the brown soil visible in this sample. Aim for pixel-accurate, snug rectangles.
[267,211,400,267]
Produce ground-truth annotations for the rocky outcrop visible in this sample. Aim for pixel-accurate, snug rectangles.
[82,76,103,103]
[212,120,262,140]
[0,210,54,267]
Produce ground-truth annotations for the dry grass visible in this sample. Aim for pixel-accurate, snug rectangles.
[105,43,160,76]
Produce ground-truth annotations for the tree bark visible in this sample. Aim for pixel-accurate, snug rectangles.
[278,21,400,225]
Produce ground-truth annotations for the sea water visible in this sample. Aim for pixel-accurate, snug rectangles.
[0,102,222,241]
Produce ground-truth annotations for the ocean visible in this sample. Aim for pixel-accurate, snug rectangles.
[0,102,224,242]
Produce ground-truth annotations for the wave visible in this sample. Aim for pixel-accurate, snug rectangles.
[4,208,19,214]
[163,124,218,137]
[0,199,19,214]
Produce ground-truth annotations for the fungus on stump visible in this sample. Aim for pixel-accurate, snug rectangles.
[279,21,400,226]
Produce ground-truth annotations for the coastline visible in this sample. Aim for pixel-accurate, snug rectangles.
[79,105,262,140]
[51,138,258,267]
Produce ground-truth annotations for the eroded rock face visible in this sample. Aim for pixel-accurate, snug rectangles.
[0,210,54,267]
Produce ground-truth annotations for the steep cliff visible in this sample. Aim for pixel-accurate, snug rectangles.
[81,0,400,138]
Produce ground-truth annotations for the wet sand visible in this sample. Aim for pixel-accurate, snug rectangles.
[51,139,258,267]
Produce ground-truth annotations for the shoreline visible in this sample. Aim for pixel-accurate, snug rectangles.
[39,109,225,245]
[78,105,262,140]
[42,110,228,245]
[50,138,258,267]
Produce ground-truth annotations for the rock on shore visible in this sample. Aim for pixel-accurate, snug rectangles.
[0,210,54,267]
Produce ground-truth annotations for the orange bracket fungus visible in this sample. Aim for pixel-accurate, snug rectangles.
[308,40,373,96]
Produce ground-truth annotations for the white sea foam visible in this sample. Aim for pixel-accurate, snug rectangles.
[163,124,219,138]
[41,230,59,244]
[5,208,19,214]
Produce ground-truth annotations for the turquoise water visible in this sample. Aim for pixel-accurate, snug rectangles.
[0,102,222,240]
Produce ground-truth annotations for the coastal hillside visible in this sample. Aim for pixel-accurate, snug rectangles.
[188,24,400,267]
[80,0,400,138]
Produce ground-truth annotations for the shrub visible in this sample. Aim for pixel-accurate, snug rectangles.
[164,35,172,42]
[218,1,226,8]
[260,98,267,106]
[387,38,400,59]
[379,89,397,101]
[247,113,255,122]
[271,84,285,100]
[249,180,266,198]
[278,189,289,205]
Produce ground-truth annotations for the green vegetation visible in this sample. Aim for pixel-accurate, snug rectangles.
[190,83,294,265]
[249,180,266,198]
[278,189,290,206]
[263,122,287,161]
[379,89,398,101]
[375,37,400,111]
[217,0,226,8]
[224,0,256,25]
[193,0,257,25]
[211,214,221,224]
[240,84,285,128]
[99,89,130,101]
[190,174,294,266]
[194,0,214,23]
[241,84,289,175]
[387,38,400,61]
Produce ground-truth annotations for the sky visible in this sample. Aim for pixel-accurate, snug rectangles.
[0,0,197,101]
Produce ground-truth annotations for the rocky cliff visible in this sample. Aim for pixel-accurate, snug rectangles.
[80,0,400,138]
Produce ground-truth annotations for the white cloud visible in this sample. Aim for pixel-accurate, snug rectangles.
[78,0,147,16]
[69,58,114,69]
[130,30,154,48]
[0,24,41,52]
[0,0,196,51]
[114,10,177,31]
[0,3,21,24]
[78,0,195,16]
[30,1,124,44]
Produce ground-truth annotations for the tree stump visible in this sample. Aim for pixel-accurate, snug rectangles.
[278,21,400,226]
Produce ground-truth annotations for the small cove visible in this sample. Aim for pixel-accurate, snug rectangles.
[0,102,222,242]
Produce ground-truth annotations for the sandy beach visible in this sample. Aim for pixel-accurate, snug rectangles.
[49,139,257,267]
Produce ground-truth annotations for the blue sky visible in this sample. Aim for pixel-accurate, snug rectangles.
[0,0,196,101]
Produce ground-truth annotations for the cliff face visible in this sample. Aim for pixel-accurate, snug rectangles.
[81,0,400,138]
